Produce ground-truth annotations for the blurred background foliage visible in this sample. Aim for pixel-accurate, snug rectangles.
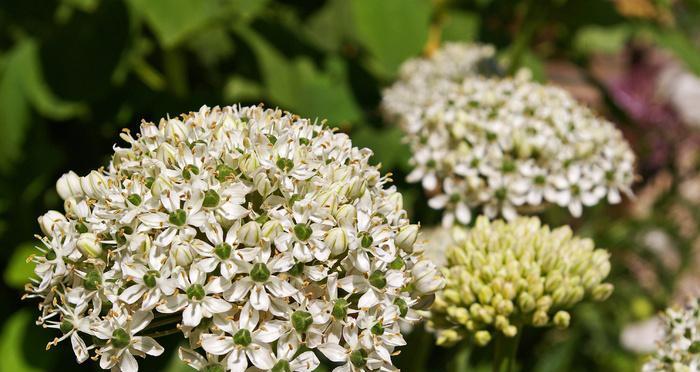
[2,0,700,371]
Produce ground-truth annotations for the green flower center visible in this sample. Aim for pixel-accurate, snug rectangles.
[216,164,235,182]
[332,298,349,319]
[186,284,205,300]
[250,263,270,282]
[182,164,200,180]
[202,190,220,208]
[111,328,130,349]
[371,322,384,335]
[394,298,409,317]
[214,243,232,260]
[143,270,160,288]
[233,329,252,346]
[369,270,386,289]
[291,310,313,333]
[388,257,404,270]
[276,158,294,172]
[60,320,73,334]
[45,250,57,261]
[350,349,368,368]
[359,232,373,248]
[168,209,187,226]
[288,261,304,277]
[84,270,102,290]
[127,194,142,206]
[293,223,312,241]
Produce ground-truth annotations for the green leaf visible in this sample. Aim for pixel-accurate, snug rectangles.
[236,26,362,125]
[223,76,263,102]
[652,27,700,76]
[0,39,84,172]
[304,0,355,52]
[573,25,631,55]
[352,126,410,172]
[350,0,432,77]
[441,11,480,42]
[127,0,220,48]
[5,242,37,289]
[0,310,55,372]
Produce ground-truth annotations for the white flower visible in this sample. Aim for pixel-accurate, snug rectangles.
[92,311,164,372]
[29,105,442,371]
[643,300,700,371]
[383,43,636,226]
[157,266,231,327]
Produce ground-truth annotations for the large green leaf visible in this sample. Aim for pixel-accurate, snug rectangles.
[304,0,355,52]
[0,39,85,172]
[4,242,37,290]
[0,310,56,372]
[127,0,220,48]
[350,0,432,77]
[573,25,631,55]
[236,26,362,125]
[652,27,700,76]
[441,11,480,42]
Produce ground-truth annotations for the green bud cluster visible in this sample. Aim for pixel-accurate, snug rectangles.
[430,216,613,346]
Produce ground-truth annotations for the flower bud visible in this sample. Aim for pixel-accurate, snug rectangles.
[395,224,419,252]
[532,310,549,327]
[172,244,194,266]
[239,221,260,247]
[335,204,356,228]
[474,330,491,346]
[591,283,614,301]
[240,154,259,176]
[553,311,570,329]
[503,325,518,337]
[81,171,108,199]
[517,292,536,313]
[325,228,348,256]
[150,175,173,197]
[76,233,102,258]
[164,118,187,142]
[254,173,273,197]
[436,329,462,346]
[156,143,178,167]
[38,210,67,236]
[56,171,83,200]
[262,220,283,240]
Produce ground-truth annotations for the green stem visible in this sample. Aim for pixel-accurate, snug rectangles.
[143,315,181,330]
[143,327,181,338]
[492,331,521,372]
[507,0,542,74]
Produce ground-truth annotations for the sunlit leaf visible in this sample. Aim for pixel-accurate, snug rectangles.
[350,0,432,77]
[573,25,631,55]
[127,0,220,48]
[441,11,480,42]
[0,310,55,372]
[236,26,362,125]
[4,242,37,289]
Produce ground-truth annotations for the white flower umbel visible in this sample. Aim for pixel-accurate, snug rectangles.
[27,105,443,371]
[382,43,636,226]
[643,299,700,371]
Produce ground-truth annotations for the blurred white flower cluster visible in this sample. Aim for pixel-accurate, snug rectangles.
[383,43,636,226]
[28,105,443,372]
[429,216,613,346]
[644,300,700,372]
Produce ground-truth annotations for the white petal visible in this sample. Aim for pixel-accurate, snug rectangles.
[202,297,232,315]
[119,285,146,304]
[131,336,164,356]
[70,333,89,363]
[119,351,138,372]
[130,311,153,333]
[265,277,297,298]
[246,344,275,369]
[201,334,235,355]
[317,343,347,363]
[250,285,270,311]
[183,303,203,327]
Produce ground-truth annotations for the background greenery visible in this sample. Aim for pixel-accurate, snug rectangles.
[2,0,700,371]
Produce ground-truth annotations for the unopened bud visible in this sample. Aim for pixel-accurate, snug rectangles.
[532,310,549,327]
[325,228,348,256]
[38,211,67,236]
[239,221,261,247]
[56,171,83,200]
[262,220,283,240]
[553,311,570,329]
[172,244,194,266]
[335,204,356,228]
[591,283,614,301]
[395,224,419,252]
[156,143,178,167]
[76,233,102,258]
[254,173,273,197]
[81,171,108,199]
[474,330,491,346]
